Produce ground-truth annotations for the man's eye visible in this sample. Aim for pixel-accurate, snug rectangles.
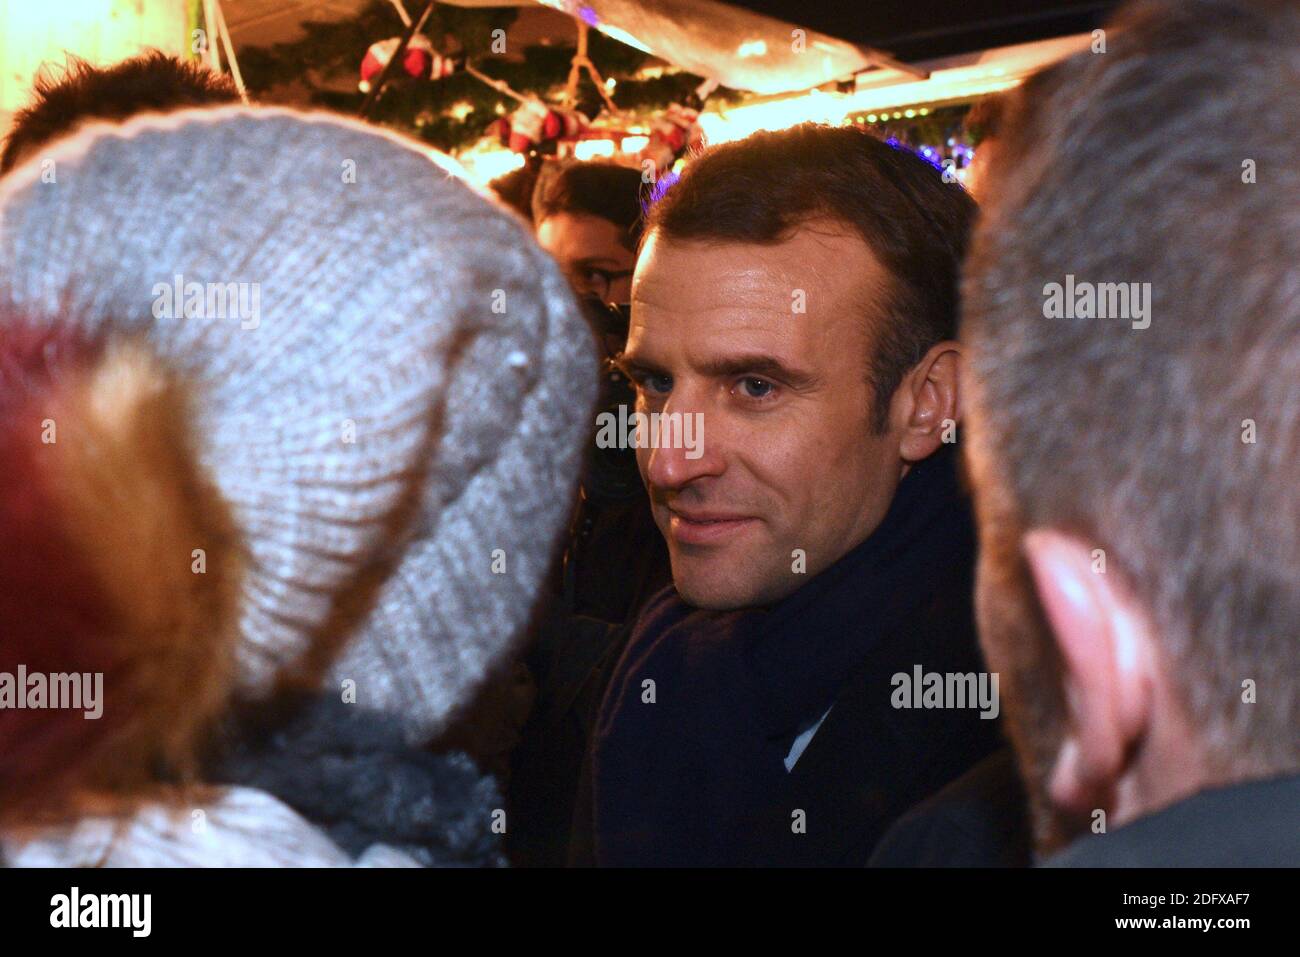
[736,377,775,400]
[641,374,672,396]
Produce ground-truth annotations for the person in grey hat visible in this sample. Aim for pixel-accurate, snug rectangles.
[0,105,595,866]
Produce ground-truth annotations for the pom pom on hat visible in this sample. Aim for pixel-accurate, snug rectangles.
[0,323,241,817]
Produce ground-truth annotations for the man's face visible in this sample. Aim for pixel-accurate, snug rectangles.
[536,211,636,303]
[622,227,907,610]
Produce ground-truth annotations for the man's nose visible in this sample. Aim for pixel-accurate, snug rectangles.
[641,395,721,492]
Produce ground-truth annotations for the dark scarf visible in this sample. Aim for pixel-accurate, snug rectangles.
[207,694,505,867]
[592,446,987,865]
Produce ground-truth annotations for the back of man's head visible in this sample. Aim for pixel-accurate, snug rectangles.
[962,0,1300,847]
[646,123,976,431]
[1,51,240,173]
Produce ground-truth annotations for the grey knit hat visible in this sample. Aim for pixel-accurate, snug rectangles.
[0,106,595,744]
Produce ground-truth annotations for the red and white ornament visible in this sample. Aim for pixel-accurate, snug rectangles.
[492,98,592,154]
[359,35,455,93]
[638,103,704,173]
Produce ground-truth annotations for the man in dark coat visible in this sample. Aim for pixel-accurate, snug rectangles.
[867,748,1033,868]
[959,0,1300,867]
[589,124,1003,866]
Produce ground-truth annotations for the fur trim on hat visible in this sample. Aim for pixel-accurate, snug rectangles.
[0,320,240,822]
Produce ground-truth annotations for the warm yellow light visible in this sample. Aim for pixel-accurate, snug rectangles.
[426,149,471,181]
[452,145,523,188]
[574,139,616,160]
[696,88,847,143]
[904,109,916,118]
[1,0,189,123]
[620,135,649,153]
[691,33,1092,148]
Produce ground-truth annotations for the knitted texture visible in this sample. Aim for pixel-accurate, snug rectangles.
[0,106,595,745]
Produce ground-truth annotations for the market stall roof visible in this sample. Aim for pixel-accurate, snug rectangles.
[224,0,1108,95]
[726,0,1119,60]
[225,0,876,94]
[699,32,1092,143]
[225,1,377,46]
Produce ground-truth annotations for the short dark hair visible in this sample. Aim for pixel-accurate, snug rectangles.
[644,124,976,431]
[488,159,543,224]
[1,51,240,173]
[531,160,647,251]
[962,0,1300,778]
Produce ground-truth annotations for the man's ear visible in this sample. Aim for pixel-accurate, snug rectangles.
[894,340,962,463]
[1022,530,1156,817]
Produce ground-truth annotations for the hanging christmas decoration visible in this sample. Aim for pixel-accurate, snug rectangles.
[236,2,742,153]
[638,100,704,173]
[632,78,716,172]
[359,34,455,93]
[491,94,605,155]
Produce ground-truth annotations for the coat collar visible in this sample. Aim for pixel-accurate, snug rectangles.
[1043,772,1300,867]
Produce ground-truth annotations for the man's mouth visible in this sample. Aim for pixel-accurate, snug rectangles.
[666,508,756,546]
